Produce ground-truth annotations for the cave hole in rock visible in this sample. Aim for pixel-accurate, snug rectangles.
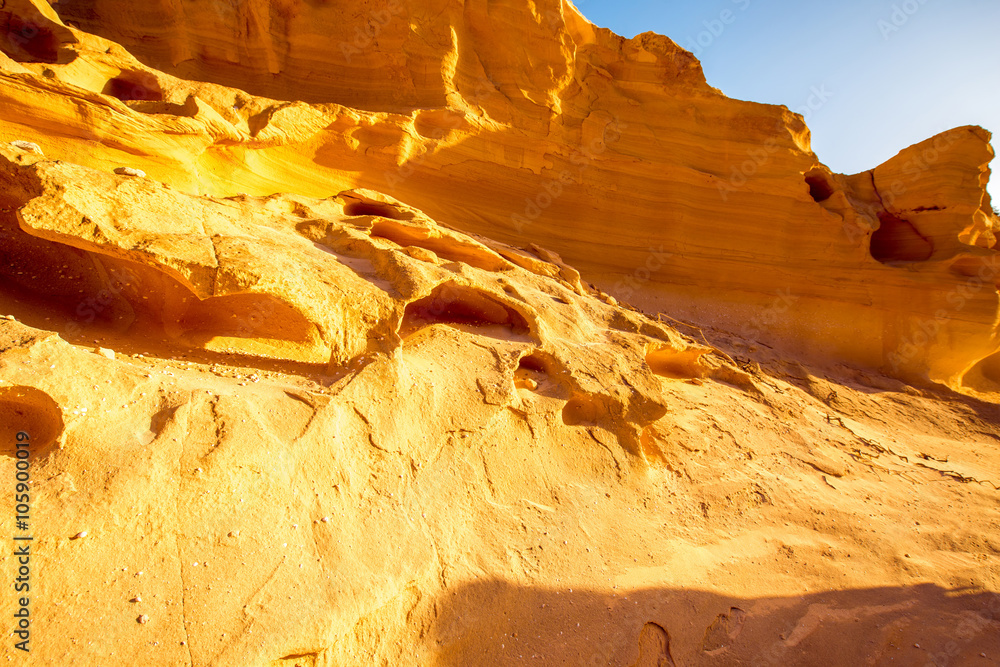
[371,220,507,271]
[401,284,531,338]
[1,12,60,63]
[518,353,548,374]
[869,212,934,263]
[513,351,571,398]
[343,199,407,220]
[804,169,836,203]
[0,386,64,459]
[514,352,549,391]
[102,73,164,102]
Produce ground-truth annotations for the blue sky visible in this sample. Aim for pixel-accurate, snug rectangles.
[575,0,1000,201]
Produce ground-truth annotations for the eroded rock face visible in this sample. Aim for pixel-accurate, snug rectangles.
[2,140,1000,667]
[1,2,999,666]
[1,0,992,388]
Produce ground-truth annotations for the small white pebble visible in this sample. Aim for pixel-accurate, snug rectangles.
[71,531,88,540]
[114,166,146,178]
[137,614,149,624]
[11,140,41,154]
[130,596,141,603]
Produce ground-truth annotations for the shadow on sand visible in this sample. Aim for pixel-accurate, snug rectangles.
[429,580,1000,666]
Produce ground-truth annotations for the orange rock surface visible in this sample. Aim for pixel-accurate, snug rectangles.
[0,1,998,665]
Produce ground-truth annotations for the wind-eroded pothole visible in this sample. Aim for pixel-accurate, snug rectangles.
[370,220,509,271]
[400,283,533,341]
[0,386,63,459]
[645,344,709,380]
[0,197,326,370]
[514,351,570,399]
[561,392,606,426]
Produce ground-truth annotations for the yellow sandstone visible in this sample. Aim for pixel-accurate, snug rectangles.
[0,1,998,665]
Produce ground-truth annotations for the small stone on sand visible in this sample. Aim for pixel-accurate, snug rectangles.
[11,140,42,154]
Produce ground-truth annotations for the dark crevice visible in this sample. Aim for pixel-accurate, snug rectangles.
[2,12,58,62]
[804,168,835,203]
[868,172,934,264]
[370,220,507,271]
[517,353,548,374]
[0,9,76,64]
[343,199,408,220]
[870,211,934,263]
[103,73,164,102]
[400,283,532,339]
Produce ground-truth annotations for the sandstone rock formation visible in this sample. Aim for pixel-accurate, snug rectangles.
[1,1,999,665]
[0,0,992,390]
